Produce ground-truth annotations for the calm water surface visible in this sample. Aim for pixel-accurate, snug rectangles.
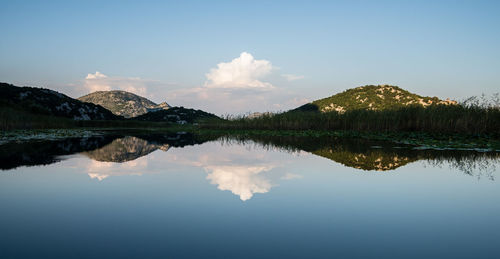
[1,133,499,258]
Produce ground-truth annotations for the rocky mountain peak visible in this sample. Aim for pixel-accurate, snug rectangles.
[78,90,170,118]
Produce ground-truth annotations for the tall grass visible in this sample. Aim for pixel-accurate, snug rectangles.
[201,104,500,135]
[0,106,172,130]
[0,106,75,130]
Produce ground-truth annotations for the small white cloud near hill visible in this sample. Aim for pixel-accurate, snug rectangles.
[281,74,304,81]
[84,71,148,96]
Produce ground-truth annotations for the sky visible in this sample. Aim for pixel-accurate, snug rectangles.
[1,0,499,115]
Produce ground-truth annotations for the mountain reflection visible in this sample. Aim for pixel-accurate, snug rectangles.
[83,136,169,162]
[1,133,499,185]
[0,136,115,170]
[0,132,215,170]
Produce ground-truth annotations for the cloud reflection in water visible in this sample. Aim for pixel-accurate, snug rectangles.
[205,165,275,201]
[79,138,301,200]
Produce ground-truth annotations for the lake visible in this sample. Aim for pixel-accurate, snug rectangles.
[1,132,499,258]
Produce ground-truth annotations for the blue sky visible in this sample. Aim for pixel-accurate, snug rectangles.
[1,0,499,114]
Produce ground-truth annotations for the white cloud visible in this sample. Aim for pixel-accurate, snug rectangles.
[281,74,304,81]
[73,53,307,114]
[205,52,274,89]
[83,71,148,96]
[86,71,108,79]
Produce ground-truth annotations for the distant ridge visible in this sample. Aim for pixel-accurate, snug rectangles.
[78,90,170,118]
[296,85,457,113]
[132,106,219,124]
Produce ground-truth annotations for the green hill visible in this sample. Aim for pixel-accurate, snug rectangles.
[298,85,457,113]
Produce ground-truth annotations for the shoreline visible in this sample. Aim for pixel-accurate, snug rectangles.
[2,127,499,152]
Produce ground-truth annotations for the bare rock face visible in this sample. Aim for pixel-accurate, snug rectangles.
[78,90,170,118]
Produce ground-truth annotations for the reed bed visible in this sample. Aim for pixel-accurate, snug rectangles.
[201,104,500,135]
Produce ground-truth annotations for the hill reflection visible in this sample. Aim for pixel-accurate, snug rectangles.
[1,133,498,180]
[219,135,500,177]
[83,136,169,162]
[0,132,216,170]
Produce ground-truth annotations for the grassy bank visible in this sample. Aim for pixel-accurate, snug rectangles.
[201,104,500,135]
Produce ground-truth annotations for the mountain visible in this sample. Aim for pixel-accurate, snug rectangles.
[132,106,219,124]
[78,90,171,118]
[296,85,457,113]
[0,82,120,120]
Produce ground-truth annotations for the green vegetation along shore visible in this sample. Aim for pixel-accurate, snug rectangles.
[201,104,500,135]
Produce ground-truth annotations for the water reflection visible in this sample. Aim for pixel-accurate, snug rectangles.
[0,136,114,170]
[206,166,303,200]
[83,136,169,162]
[85,158,150,181]
[223,135,500,179]
[73,137,163,180]
[1,133,499,186]
[0,132,215,170]
[152,142,297,200]
[2,134,499,258]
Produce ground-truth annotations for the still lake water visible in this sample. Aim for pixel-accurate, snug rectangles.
[1,133,499,258]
